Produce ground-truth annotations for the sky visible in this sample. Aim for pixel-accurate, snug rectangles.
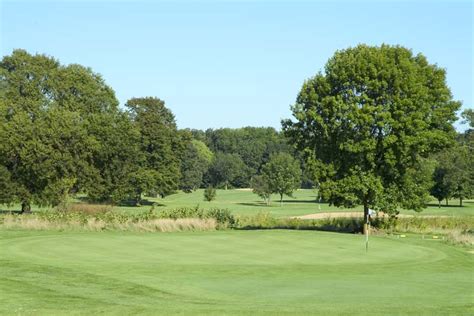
[0,0,472,130]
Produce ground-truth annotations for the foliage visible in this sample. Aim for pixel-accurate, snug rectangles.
[250,175,272,205]
[180,139,213,192]
[431,144,473,206]
[125,97,183,203]
[261,152,302,205]
[205,152,250,189]
[158,206,204,219]
[205,208,235,226]
[206,127,289,169]
[461,109,473,129]
[283,44,460,216]
[59,203,113,215]
[203,186,217,202]
[0,49,134,211]
[157,206,234,226]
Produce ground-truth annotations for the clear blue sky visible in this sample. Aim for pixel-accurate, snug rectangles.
[1,0,472,130]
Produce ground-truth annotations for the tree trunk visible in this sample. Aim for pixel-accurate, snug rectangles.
[280,193,283,207]
[460,197,463,207]
[135,190,142,207]
[445,198,449,206]
[21,201,31,214]
[225,182,228,190]
[438,200,441,208]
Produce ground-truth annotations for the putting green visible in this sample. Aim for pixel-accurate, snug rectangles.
[0,230,472,315]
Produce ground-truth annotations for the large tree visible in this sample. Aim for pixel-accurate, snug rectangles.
[0,50,133,211]
[283,44,460,229]
[125,97,183,204]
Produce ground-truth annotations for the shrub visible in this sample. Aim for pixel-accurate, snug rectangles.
[206,208,235,226]
[61,203,113,215]
[158,206,234,228]
[204,186,216,202]
[158,206,204,219]
[236,212,278,229]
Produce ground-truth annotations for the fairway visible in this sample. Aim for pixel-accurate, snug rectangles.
[1,230,472,315]
[3,189,473,218]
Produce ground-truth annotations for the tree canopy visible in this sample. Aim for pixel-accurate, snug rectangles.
[0,49,130,211]
[283,44,460,220]
[261,153,302,206]
[125,97,184,201]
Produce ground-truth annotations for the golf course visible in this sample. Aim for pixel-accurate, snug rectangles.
[1,2,473,315]
[1,229,472,315]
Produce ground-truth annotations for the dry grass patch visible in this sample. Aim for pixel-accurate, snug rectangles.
[63,203,113,215]
[0,214,217,232]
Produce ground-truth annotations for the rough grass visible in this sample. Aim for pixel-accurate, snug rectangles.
[0,213,217,232]
[62,203,113,214]
[236,212,474,246]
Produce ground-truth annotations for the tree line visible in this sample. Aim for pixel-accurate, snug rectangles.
[0,49,299,211]
[0,45,472,214]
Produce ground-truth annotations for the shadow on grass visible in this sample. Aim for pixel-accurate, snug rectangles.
[75,196,165,208]
[426,203,470,208]
[237,199,322,207]
[237,202,273,207]
[235,224,362,234]
[235,216,364,234]
[118,199,162,207]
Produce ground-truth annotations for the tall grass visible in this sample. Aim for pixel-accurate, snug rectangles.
[61,203,112,215]
[0,213,217,232]
[0,205,233,232]
[235,212,474,246]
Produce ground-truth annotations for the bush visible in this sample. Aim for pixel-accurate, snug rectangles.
[206,208,235,226]
[204,186,216,202]
[158,206,204,219]
[60,203,113,215]
[236,212,278,229]
[158,206,235,228]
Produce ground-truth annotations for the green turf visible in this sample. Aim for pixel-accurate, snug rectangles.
[2,189,473,217]
[0,229,472,315]
[121,189,474,217]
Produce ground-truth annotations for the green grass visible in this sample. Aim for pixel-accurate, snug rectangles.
[0,229,472,315]
[2,189,473,217]
[123,189,474,217]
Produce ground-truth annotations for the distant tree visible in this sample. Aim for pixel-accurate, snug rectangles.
[206,152,250,189]
[283,44,460,230]
[204,127,290,180]
[447,149,473,207]
[125,97,183,204]
[250,175,272,205]
[430,158,451,207]
[180,139,213,192]
[436,110,474,207]
[261,153,302,206]
[204,186,216,202]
